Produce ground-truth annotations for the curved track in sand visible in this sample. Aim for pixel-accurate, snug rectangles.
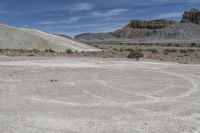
[0,57,200,133]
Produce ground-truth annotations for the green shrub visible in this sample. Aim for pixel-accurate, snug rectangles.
[127,49,144,60]
[187,49,195,53]
[66,49,73,53]
[167,43,172,46]
[136,48,143,52]
[147,49,158,54]
[49,49,55,53]
[45,49,55,53]
[125,48,133,51]
[191,43,197,47]
[175,44,180,47]
[179,49,187,53]
[179,49,195,53]
[163,49,177,54]
[94,45,99,48]
[119,48,124,52]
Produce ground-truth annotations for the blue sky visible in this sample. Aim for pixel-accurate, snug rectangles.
[0,0,199,37]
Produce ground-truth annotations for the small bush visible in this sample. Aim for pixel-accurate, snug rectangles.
[175,44,180,47]
[50,79,58,82]
[28,54,35,56]
[94,45,99,48]
[191,43,197,47]
[147,49,158,54]
[180,49,187,53]
[113,48,118,51]
[167,43,172,47]
[179,49,195,53]
[187,49,195,53]
[125,48,133,51]
[136,48,143,52]
[49,49,55,53]
[163,49,177,54]
[66,49,73,53]
[45,49,55,53]
[127,49,144,60]
[33,49,40,53]
[119,48,124,52]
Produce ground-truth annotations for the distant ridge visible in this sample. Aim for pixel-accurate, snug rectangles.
[75,9,200,43]
[182,9,200,24]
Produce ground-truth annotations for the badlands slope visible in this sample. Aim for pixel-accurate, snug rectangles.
[0,24,99,52]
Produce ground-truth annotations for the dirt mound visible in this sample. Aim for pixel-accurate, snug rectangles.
[0,24,100,52]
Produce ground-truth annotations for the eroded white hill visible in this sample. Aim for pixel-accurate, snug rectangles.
[0,24,100,52]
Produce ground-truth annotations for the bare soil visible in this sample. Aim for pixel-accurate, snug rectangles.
[0,57,200,133]
[0,42,200,64]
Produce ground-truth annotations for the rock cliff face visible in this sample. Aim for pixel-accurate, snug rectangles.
[113,28,153,39]
[112,20,176,39]
[75,9,200,43]
[75,20,177,41]
[127,20,176,29]
[182,9,200,25]
[74,33,118,42]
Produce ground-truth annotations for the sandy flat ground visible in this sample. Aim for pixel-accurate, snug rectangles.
[0,56,200,133]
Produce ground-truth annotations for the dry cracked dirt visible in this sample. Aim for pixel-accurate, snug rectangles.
[0,56,200,133]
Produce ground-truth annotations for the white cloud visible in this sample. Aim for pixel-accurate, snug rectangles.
[93,9,128,17]
[38,17,80,25]
[48,22,125,30]
[71,3,93,11]
[188,0,200,3]
[52,3,93,12]
[24,25,29,27]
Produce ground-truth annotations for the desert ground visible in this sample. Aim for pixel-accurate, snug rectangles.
[0,56,200,133]
[1,42,200,64]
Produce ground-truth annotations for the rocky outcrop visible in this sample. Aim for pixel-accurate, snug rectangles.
[113,28,153,39]
[74,32,118,42]
[112,20,176,39]
[75,9,200,43]
[127,20,176,29]
[181,9,200,25]
[75,20,176,41]
[144,22,200,42]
